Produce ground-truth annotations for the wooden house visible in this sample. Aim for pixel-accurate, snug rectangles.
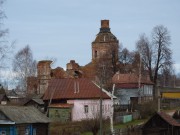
[0,106,50,135]
[43,78,112,122]
[6,90,27,105]
[142,111,180,135]
[24,95,44,112]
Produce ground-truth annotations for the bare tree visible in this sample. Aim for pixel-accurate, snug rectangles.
[119,48,135,73]
[136,25,173,98]
[0,0,12,69]
[12,45,37,91]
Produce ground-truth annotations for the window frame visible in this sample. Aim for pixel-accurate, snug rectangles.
[84,105,89,113]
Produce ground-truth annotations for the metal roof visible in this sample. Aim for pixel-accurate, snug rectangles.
[49,103,73,108]
[158,112,180,126]
[43,78,110,100]
[112,73,153,84]
[0,106,50,124]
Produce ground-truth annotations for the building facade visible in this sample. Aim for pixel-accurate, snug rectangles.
[43,78,112,122]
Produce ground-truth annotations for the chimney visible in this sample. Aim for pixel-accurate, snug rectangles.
[101,20,109,28]
[100,20,110,33]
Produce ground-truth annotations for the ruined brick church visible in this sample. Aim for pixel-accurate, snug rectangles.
[27,20,119,94]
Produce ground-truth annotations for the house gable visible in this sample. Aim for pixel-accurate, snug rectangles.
[142,112,180,134]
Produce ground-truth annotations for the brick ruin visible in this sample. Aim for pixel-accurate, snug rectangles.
[27,20,120,94]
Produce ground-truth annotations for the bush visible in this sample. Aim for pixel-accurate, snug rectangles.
[139,100,158,119]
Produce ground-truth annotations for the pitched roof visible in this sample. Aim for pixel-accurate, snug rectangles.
[43,78,110,100]
[24,98,44,105]
[157,112,180,126]
[0,106,50,124]
[32,98,44,105]
[112,73,153,84]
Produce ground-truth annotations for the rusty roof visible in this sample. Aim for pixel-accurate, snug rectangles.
[115,84,140,89]
[49,103,73,108]
[43,78,110,100]
[112,73,153,84]
[158,112,180,126]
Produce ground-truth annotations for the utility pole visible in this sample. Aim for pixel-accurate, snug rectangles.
[157,85,161,112]
[138,54,142,103]
[110,84,115,135]
[99,64,105,135]
[99,84,103,135]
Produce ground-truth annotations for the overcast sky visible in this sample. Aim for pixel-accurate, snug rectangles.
[3,0,180,72]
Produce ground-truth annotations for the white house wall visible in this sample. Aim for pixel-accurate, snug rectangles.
[115,84,153,105]
[67,99,112,121]
[115,89,139,105]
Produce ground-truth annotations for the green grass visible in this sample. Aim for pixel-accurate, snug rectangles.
[81,132,93,135]
[49,119,147,135]
[114,119,146,129]
[81,119,147,135]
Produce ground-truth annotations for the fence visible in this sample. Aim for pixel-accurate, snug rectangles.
[161,98,180,109]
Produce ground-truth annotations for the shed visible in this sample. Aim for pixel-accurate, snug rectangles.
[0,106,50,135]
[142,112,180,135]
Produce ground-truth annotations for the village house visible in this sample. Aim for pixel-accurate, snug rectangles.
[43,78,113,122]
[0,106,50,135]
[6,89,27,105]
[142,111,180,135]
[112,72,153,105]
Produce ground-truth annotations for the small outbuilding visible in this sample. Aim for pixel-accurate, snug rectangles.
[142,111,180,135]
[0,106,50,135]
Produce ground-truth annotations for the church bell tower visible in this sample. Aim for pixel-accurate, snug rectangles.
[92,20,119,63]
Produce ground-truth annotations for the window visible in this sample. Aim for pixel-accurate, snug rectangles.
[1,131,6,135]
[33,128,36,135]
[102,105,104,113]
[25,129,29,135]
[105,104,107,112]
[55,110,60,117]
[94,51,98,58]
[84,105,88,113]
[25,127,30,135]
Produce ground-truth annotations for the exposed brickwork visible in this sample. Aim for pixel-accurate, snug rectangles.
[51,67,67,79]
[92,20,119,65]
[101,20,109,28]
[27,20,120,94]
[66,60,79,71]
[37,60,52,94]
[27,77,38,94]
